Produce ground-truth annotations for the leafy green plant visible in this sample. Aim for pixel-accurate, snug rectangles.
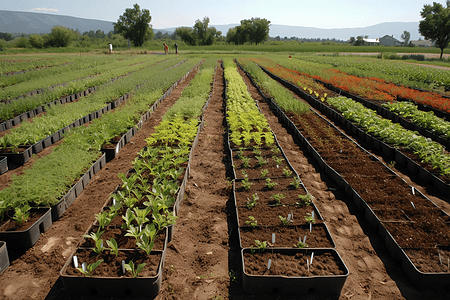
[270,193,285,206]
[83,230,104,245]
[283,167,293,177]
[106,238,119,256]
[272,156,284,165]
[241,156,250,168]
[260,168,269,178]
[122,208,136,229]
[93,239,106,255]
[251,240,267,254]
[296,194,314,207]
[124,260,146,278]
[13,204,31,225]
[252,148,262,156]
[279,215,290,225]
[256,155,267,166]
[246,193,259,209]
[265,178,277,189]
[296,240,308,248]
[305,212,316,224]
[77,259,103,277]
[241,175,253,190]
[136,223,157,255]
[245,216,258,227]
[290,177,301,189]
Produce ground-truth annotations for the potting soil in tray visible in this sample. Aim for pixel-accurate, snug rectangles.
[0,208,48,232]
[235,183,308,207]
[63,248,161,278]
[243,251,344,276]
[239,225,334,249]
[383,221,450,248]
[403,247,450,273]
[237,204,321,227]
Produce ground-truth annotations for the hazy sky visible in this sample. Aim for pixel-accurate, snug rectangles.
[0,0,444,29]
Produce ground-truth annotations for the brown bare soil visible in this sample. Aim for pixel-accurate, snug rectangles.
[1,60,450,300]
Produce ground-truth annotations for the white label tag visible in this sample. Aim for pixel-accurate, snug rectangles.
[82,262,87,272]
[311,252,314,265]
[122,260,126,274]
[73,256,78,268]
[268,259,272,270]
[272,233,275,244]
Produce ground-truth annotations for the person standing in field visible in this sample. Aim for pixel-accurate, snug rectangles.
[108,43,113,55]
[174,43,178,55]
[163,43,169,55]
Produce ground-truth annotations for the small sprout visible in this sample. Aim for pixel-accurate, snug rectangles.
[241,176,253,190]
[246,194,259,209]
[272,156,284,165]
[290,177,301,189]
[270,193,285,206]
[251,240,267,254]
[124,260,146,278]
[305,212,316,224]
[106,238,119,256]
[256,155,268,166]
[242,156,250,168]
[93,239,106,255]
[77,259,103,277]
[279,215,290,226]
[283,167,293,177]
[13,204,31,225]
[245,216,258,227]
[265,178,277,189]
[252,148,262,156]
[271,147,281,155]
[296,194,314,207]
[260,168,269,178]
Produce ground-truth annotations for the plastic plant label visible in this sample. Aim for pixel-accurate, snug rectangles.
[115,144,119,154]
[268,259,272,270]
[412,187,415,195]
[272,233,276,244]
[82,262,87,272]
[311,211,314,219]
[73,256,78,268]
[307,259,310,273]
[290,210,294,223]
[122,260,126,274]
[303,235,307,244]
[287,214,291,222]
[113,198,116,206]
[311,252,314,265]
[276,165,279,168]
[411,202,416,209]
[310,222,312,233]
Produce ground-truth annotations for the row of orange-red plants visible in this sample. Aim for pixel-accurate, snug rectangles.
[252,58,450,113]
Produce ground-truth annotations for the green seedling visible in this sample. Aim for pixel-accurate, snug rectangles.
[283,167,293,177]
[251,240,268,254]
[290,177,301,189]
[265,178,277,189]
[260,168,269,178]
[279,215,290,226]
[124,260,146,278]
[270,193,285,206]
[305,212,316,224]
[122,208,135,229]
[13,204,31,225]
[297,194,314,207]
[83,230,104,245]
[245,216,258,227]
[242,156,250,168]
[252,148,262,156]
[106,238,119,256]
[77,259,103,277]
[93,239,106,255]
[256,155,268,166]
[246,193,259,210]
[241,176,253,190]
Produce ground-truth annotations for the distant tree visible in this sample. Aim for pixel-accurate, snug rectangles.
[29,34,45,48]
[175,27,197,45]
[0,32,13,41]
[401,31,411,45]
[14,37,29,48]
[354,36,365,46]
[45,26,76,47]
[176,17,221,45]
[155,31,163,39]
[193,17,221,45]
[419,1,450,59]
[114,4,154,47]
[348,36,356,44]
[226,18,270,45]
[78,35,91,47]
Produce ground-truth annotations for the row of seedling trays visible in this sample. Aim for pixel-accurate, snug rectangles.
[224,62,348,296]
[0,60,198,277]
[58,61,211,296]
[259,66,450,290]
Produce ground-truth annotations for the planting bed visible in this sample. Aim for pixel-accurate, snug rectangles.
[1,54,450,300]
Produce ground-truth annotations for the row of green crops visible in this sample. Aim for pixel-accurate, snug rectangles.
[0,57,202,220]
[224,60,275,148]
[0,56,167,122]
[285,55,450,92]
[98,59,217,258]
[0,55,75,75]
[236,58,310,115]
[383,101,450,140]
[0,57,186,150]
[0,55,159,101]
[0,55,129,88]
[327,96,450,177]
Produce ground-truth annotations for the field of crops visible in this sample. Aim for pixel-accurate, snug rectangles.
[1,52,450,300]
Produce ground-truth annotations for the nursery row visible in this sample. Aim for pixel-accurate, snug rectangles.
[0,57,204,259]
[0,55,75,75]
[224,59,348,296]
[0,55,169,122]
[237,57,450,289]
[59,58,217,296]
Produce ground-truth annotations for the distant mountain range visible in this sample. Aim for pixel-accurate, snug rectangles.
[0,10,421,41]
